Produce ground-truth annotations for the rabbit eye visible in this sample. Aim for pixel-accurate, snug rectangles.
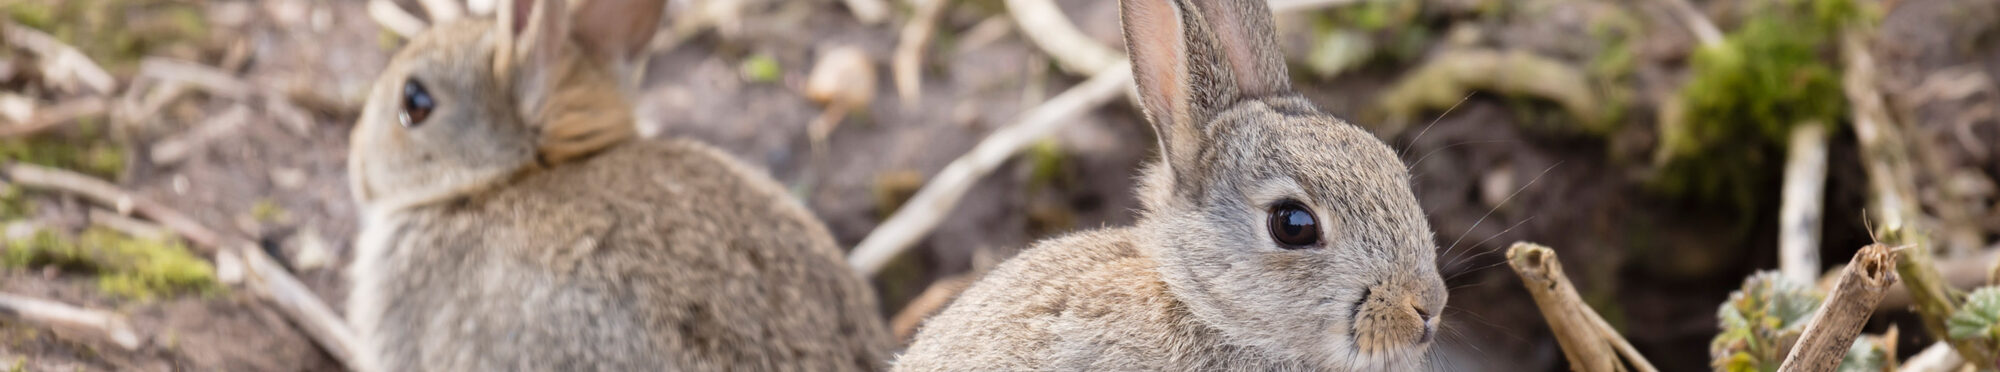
[1267,200,1320,248]
[399,79,435,128]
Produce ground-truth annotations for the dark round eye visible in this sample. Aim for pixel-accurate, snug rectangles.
[399,79,435,128]
[1267,200,1321,248]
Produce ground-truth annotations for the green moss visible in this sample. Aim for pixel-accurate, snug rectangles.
[4,0,210,72]
[1711,272,1822,372]
[0,120,126,179]
[1025,139,1069,192]
[251,199,289,223]
[1653,0,1869,216]
[739,54,782,83]
[4,228,218,301]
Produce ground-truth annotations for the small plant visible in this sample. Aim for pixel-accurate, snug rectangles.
[4,228,219,301]
[1947,287,2000,341]
[1712,271,1822,372]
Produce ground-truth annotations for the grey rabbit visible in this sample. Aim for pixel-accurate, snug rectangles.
[895,0,1446,370]
[343,0,892,370]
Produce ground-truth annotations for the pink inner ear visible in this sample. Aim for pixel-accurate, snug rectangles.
[1124,0,1190,126]
[1195,0,1288,96]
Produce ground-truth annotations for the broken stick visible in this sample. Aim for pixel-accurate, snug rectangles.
[0,293,142,350]
[1777,244,1900,372]
[1507,242,1658,372]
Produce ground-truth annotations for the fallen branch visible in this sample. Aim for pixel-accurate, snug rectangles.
[88,208,173,241]
[138,58,255,101]
[842,0,890,25]
[1507,242,1657,372]
[893,0,952,104]
[369,0,429,39]
[1005,0,1124,76]
[849,65,1133,275]
[1778,244,1900,372]
[1778,124,1830,285]
[0,97,108,138]
[1,22,116,94]
[150,105,253,164]
[1842,29,2000,366]
[1657,0,1723,48]
[0,163,362,370]
[416,0,464,23]
[0,293,142,350]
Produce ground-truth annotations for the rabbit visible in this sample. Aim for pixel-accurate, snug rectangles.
[893,0,1446,370]
[342,0,893,370]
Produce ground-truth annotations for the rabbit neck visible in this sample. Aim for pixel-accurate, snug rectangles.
[534,53,639,165]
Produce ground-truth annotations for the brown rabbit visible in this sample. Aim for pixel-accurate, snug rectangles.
[894,0,1446,370]
[343,0,892,370]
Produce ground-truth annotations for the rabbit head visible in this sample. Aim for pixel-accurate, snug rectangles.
[348,0,662,214]
[1121,0,1445,368]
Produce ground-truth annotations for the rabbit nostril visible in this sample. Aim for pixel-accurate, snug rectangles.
[1413,305,1431,321]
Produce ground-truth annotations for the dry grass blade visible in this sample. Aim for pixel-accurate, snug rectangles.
[0,293,143,350]
[151,105,254,164]
[1777,244,1900,372]
[849,66,1133,275]
[1507,242,1657,372]
[3,163,225,250]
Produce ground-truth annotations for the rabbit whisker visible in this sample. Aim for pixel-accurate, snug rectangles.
[1440,162,1561,261]
[1442,215,1535,270]
[1399,93,1475,160]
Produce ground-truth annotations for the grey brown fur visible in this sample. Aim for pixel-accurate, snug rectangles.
[343,0,891,370]
[895,0,1445,370]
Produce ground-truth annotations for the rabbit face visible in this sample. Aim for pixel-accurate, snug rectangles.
[349,21,538,215]
[1142,96,1445,369]
[1121,0,1446,368]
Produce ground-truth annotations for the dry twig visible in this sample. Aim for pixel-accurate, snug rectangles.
[1,22,116,94]
[0,293,143,350]
[1779,124,1830,285]
[370,0,430,39]
[893,0,952,104]
[150,105,254,164]
[849,66,1133,275]
[1778,244,1900,372]
[1898,342,1966,372]
[1005,0,1124,76]
[843,0,891,25]
[0,97,108,138]
[1507,242,1658,372]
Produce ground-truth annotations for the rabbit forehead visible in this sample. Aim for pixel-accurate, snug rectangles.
[1202,101,1432,253]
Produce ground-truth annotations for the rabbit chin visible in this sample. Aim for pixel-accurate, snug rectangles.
[1308,332,1431,371]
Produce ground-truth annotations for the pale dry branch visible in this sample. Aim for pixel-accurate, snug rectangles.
[0,293,142,350]
[88,208,173,241]
[843,0,891,25]
[1779,124,1831,285]
[0,96,108,138]
[893,0,952,104]
[1006,0,1124,76]
[849,66,1133,275]
[1778,244,1899,372]
[370,0,430,39]
[1658,0,1722,48]
[1507,242,1657,372]
[417,0,464,23]
[1,22,116,94]
[139,58,255,100]
[3,163,225,250]
[235,243,361,368]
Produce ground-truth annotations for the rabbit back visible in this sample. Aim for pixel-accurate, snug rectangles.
[349,139,891,371]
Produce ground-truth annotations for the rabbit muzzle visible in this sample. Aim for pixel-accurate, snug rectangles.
[1349,275,1442,356]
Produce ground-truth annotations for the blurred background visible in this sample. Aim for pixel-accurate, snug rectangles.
[1,0,1997,370]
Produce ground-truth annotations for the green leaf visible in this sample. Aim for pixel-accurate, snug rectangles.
[1947,287,2000,340]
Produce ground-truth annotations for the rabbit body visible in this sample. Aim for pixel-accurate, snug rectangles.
[344,1,890,370]
[897,0,1445,370]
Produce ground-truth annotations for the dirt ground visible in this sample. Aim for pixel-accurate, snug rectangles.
[3,0,1998,371]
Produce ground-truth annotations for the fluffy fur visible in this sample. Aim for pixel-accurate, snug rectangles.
[895,0,1444,370]
[344,1,891,370]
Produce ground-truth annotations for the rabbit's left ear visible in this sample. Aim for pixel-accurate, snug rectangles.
[571,0,666,75]
[1187,0,1289,96]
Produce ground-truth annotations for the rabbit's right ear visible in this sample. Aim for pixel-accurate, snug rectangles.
[494,0,568,122]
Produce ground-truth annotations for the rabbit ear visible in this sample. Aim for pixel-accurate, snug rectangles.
[494,0,569,120]
[1122,0,1234,188]
[1188,0,1289,96]
[570,0,665,77]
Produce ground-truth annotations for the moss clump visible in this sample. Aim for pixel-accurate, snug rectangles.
[1654,0,1869,216]
[739,54,782,83]
[4,0,211,72]
[3,228,218,301]
[0,120,126,179]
